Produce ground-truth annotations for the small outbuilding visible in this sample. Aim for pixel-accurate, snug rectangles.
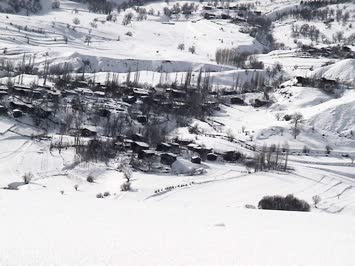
[191,156,201,164]
[132,141,150,153]
[206,153,218,161]
[160,153,177,166]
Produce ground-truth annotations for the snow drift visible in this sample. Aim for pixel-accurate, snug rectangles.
[312,59,355,85]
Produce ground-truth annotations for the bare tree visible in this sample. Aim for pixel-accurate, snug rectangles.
[122,12,133,26]
[81,59,91,80]
[118,158,132,191]
[23,172,33,184]
[43,53,50,85]
[325,145,333,155]
[85,35,92,46]
[283,142,289,171]
[291,113,304,139]
[73,17,80,25]
[312,195,321,208]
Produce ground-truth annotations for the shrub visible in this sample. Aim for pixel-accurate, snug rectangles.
[120,181,131,191]
[126,31,133,37]
[258,194,310,212]
[177,43,185,50]
[122,12,133,25]
[325,145,333,154]
[283,114,292,121]
[87,175,95,183]
[73,17,80,25]
[302,145,310,154]
[23,172,33,184]
[52,0,60,9]
[103,191,110,197]
[188,124,199,134]
[96,193,104,198]
[188,46,196,54]
[312,195,321,208]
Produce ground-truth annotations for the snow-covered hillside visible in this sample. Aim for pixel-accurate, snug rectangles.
[0,1,260,72]
[0,0,355,265]
[312,59,355,84]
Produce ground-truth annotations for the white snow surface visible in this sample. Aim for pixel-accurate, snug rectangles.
[0,1,355,265]
[311,59,355,84]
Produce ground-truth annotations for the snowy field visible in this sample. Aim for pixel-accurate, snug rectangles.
[0,0,258,71]
[0,0,355,265]
[1,190,355,266]
[1,129,355,265]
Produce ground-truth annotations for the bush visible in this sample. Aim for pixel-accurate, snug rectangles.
[188,124,199,134]
[87,175,95,183]
[312,195,321,208]
[52,0,60,9]
[283,114,292,121]
[258,194,310,212]
[302,145,310,154]
[188,46,196,54]
[23,172,33,184]
[73,17,80,25]
[103,191,110,197]
[120,181,131,191]
[325,145,333,154]
[122,12,133,26]
[177,43,185,50]
[96,193,104,198]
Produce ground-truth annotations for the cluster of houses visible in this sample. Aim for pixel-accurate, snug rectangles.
[0,84,60,119]
[294,76,339,93]
[219,88,273,108]
[0,79,247,170]
[0,77,222,123]
[301,45,355,59]
[202,4,262,21]
[111,132,242,169]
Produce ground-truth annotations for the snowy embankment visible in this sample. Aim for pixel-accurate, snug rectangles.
[0,1,354,264]
[1,167,355,266]
[51,51,237,73]
[311,59,355,85]
[0,1,260,74]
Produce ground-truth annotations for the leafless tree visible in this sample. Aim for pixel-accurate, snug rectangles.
[312,195,321,208]
[291,113,304,139]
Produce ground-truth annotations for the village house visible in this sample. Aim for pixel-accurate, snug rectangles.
[12,109,23,118]
[138,149,157,160]
[132,133,146,142]
[132,141,150,153]
[78,126,97,137]
[136,115,147,124]
[0,90,8,99]
[9,101,33,113]
[191,156,201,164]
[122,95,137,104]
[0,105,7,115]
[202,6,213,10]
[204,13,217,19]
[207,153,218,161]
[156,142,171,152]
[230,97,245,105]
[160,152,177,166]
[223,151,242,162]
[11,85,33,98]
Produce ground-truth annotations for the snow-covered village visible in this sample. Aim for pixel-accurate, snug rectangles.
[0,0,355,265]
